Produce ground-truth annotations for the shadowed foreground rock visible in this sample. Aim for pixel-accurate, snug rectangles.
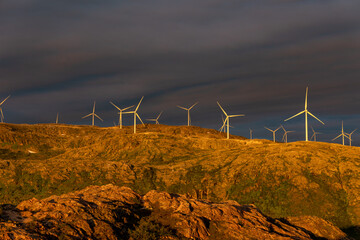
[0,184,350,240]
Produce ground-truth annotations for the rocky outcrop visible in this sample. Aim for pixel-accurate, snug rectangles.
[0,184,350,240]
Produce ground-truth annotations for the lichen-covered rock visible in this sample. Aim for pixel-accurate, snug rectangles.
[0,185,351,239]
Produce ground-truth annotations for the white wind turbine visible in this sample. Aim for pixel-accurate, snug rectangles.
[56,113,59,124]
[332,121,349,145]
[310,126,321,142]
[123,97,144,134]
[82,101,103,126]
[284,87,324,141]
[217,101,244,139]
[147,111,163,124]
[347,129,357,146]
[109,101,134,129]
[249,128,253,140]
[264,126,281,142]
[281,125,294,143]
[177,102,198,126]
[0,95,10,123]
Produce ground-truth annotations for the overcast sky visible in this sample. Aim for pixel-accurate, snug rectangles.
[1,0,360,144]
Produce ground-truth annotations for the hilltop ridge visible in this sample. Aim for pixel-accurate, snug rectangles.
[0,123,359,238]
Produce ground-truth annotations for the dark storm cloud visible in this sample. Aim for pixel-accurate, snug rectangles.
[1,0,360,142]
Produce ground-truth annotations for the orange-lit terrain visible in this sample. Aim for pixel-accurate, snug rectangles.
[0,123,359,239]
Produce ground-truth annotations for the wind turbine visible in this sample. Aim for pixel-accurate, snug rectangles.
[147,111,163,124]
[0,95,10,123]
[82,101,103,126]
[347,129,357,146]
[264,126,281,142]
[284,87,324,141]
[56,113,59,124]
[109,101,134,129]
[310,126,321,142]
[281,125,294,143]
[177,102,198,126]
[249,128,253,140]
[332,121,349,145]
[217,101,244,139]
[123,97,144,134]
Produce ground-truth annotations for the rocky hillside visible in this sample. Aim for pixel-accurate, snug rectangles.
[0,184,350,239]
[0,123,359,238]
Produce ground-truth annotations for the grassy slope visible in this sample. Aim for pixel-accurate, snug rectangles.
[0,123,359,231]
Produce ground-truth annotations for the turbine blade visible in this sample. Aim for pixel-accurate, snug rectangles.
[220,117,228,130]
[275,126,281,132]
[284,110,305,121]
[177,105,188,110]
[305,87,308,110]
[82,113,92,119]
[136,113,144,125]
[332,134,342,141]
[351,129,358,134]
[217,102,228,116]
[110,101,121,111]
[122,105,135,111]
[264,127,273,132]
[122,111,134,114]
[307,111,325,125]
[135,96,144,112]
[189,102,198,110]
[0,95,10,106]
[229,114,245,117]
[94,114,103,121]
[157,111,163,120]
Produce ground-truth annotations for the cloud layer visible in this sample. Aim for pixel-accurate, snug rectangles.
[1,0,360,143]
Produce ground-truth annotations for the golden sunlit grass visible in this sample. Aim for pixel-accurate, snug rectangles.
[0,123,359,232]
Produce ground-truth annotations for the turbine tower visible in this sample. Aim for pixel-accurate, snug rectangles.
[110,101,134,129]
[264,126,281,142]
[281,125,294,143]
[332,121,348,145]
[0,95,10,123]
[82,101,103,126]
[147,111,163,124]
[124,97,144,134]
[249,128,253,140]
[284,87,324,141]
[310,126,321,142]
[56,113,59,124]
[177,102,198,126]
[347,129,357,146]
[217,101,244,139]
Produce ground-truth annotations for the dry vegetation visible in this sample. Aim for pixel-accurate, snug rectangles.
[0,123,359,237]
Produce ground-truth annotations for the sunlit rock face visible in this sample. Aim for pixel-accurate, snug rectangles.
[0,184,349,240]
